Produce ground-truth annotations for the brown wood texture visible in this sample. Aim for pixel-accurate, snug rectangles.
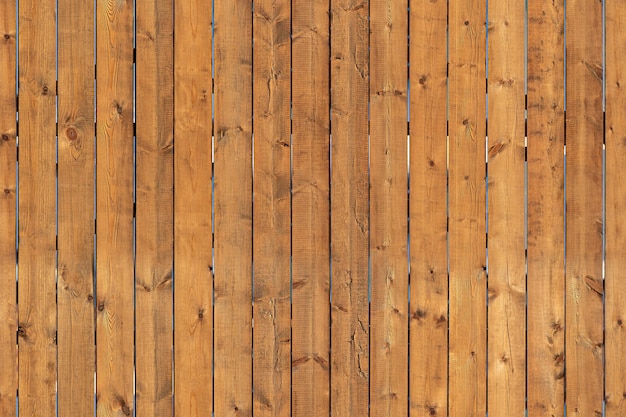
[135,0,174,414]
[57,0,96,413]
[252,0,292,416]
[329,0,369,416]
[291,1,331,415]
[369,0,408,416]
[0,1,16,415]
[448,0,487,415]
[409,0,448,414]
[486,0,526,414]
[213,0,253,416]
[173,0,213,416]
[565,0,604,415]
[606,3,626,415]
[17,0,57,415]
[526,0,565,415]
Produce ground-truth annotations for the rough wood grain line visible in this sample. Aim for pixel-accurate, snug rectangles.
[448,0,487,415]
[565,0,604,415]
[135,0,174,414]
[173,0,213,416]
[213,1,253,416]
[486,0,526,415]
[370,0,408,416]
[291,1,331,415]
[408,0,448,414]
[526,1,565,415]
[57,0,95,413]
[0,2,16,415]
[252,0,291,416]
[606,4,626,415]
[17,0,57,416]
[95,0,135,415]
[330,0,369,416]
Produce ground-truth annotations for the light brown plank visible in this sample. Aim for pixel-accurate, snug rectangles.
[173,0,213,416]
[135,0,174,414]
[486,0,526,415]
[565,0,604,415]
[369,0,408,416]
[330,0,369,415]
[57,0,95,413]
[213,0,253,416]
[95,0,135,415]
[17,0,57,415]
[526,0,565,415]
[448,0,487,415]
[409,0,448,414]
[291,1,331,415]
[0,2,16,415]
[606,3,626,415]
[252,1,291,416]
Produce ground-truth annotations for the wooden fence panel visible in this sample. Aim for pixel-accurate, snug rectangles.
[526,0,566,415]
[565,0,604,415]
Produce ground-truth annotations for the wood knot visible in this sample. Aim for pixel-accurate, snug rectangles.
[66,127,78,141]
[464,20,470,26]
[618,319,623,326]
[17,325,26,338]
[122,405,131,415]
[429,406,437,416]
[2,134,9,141]
[42,85,49,95]
[462,119,469,125]
[4,34,10,40]
[198,308,205,319]
[87,294,93,302]
[428,159,435,167]
[97,302,105,312]
[419,75,427,85]
[4,189,10,195]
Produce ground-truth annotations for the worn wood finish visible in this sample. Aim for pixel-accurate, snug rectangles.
[486,0,526,414]
[57,0,95,413]
[448,0,487,415]
[291,1,331,415]
[135,0,174,415]
[369,0,408,416]
[409,0,448,414]
[0,2,16,415]
[606,4,626,415]
[173,0,213,416]
[526,1,565,415]
[213,1,253,416]
[565,0,604,415]
[17,0,57,415]
[252,0,291,416]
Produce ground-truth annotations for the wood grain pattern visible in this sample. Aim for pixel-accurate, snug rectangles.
[57,0,95,413]
[213,1,253,416]
[252,0,291,416]
[17,0,57,415]
[526,0,565,415]
[369,0,408,416]
[173,0,213,416]
[291,1,331,415]
[330,0,369,416]
[135,0,174,414]
[486,0,526,414]
[0,2,16,415]
[448,0,487,415]
[606,3,626,415]
[565,0,604,415]
[409,0,448,414]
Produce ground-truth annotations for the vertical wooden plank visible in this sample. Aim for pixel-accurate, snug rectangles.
[448,0,487,415]
[330,0,369,415]
[135,0,174,414]
[173,0,213,416]
[486,0,525,415]
[370,0,408,416]
[17,0,57,415]
[526,0,565,415]
[565,0,604,415]
[291,0,331,415]
[95,0,135,415]
[57,0,95,413]
[606,4,626,415]
[213,0,253,415]
[252,0,291,416]
[0,1,17,415]
[409,0,448,414]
